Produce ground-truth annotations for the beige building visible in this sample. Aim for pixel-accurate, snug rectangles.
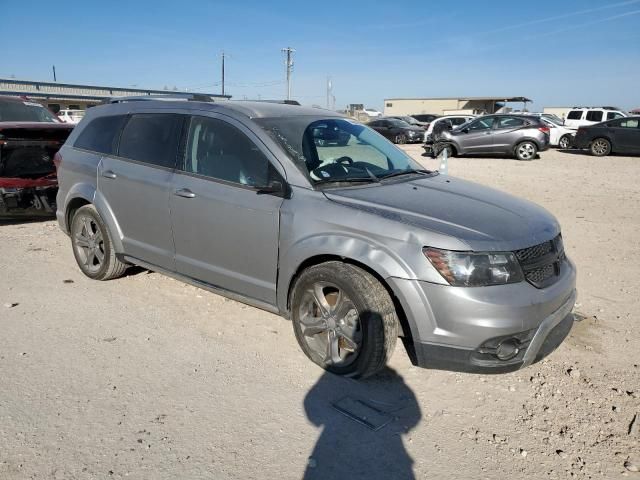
[542,106,573,119]
[0,77,228,113]
[383,96,532,116]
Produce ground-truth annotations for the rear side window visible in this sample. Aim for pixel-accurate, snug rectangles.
[614,118,639,128]
[118,114,183,168]
[74,115,127,154]
[496,117,525,129]
[586,111,603,122]
[607,112,623,120]
[567,110,582,120]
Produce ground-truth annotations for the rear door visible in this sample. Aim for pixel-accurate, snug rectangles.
[169,114,284,305]
[491,116,529,153]
[98,112,183,270]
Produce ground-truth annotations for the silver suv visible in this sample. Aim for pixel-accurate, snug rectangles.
[435,114,550,160]
[56,97,577,378]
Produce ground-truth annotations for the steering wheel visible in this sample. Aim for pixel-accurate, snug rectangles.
[335,156,354,165]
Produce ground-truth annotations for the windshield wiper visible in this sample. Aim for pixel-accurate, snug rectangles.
[379,169,436,180]
[314,176,380,186]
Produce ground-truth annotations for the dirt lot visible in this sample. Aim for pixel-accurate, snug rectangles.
[1,148,639,479]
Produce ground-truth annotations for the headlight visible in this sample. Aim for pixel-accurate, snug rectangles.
[423,247,523,287]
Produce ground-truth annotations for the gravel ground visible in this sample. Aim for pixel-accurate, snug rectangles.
[1,148,638,479]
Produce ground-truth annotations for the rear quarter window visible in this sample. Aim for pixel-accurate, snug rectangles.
[567,110,583,120]
[74,115,128,155]
[117,114,183,168]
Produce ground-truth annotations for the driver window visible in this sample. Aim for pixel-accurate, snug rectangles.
[182,116,273,187]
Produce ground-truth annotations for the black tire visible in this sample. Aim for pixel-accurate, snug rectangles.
[558,134,571,149]
[515,141,537,161]
[70,205,127,280]
[290,261,398,378]
[590,138,611,157]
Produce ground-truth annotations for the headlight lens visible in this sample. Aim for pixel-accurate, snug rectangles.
[423,247,523,287]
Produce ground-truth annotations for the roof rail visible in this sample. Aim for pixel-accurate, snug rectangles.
[235,99,301,106]
[106,93,216,104]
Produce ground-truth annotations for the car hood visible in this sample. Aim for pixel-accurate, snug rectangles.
[323,174,560,251]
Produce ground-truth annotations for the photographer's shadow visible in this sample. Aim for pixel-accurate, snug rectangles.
[303,367,421,480]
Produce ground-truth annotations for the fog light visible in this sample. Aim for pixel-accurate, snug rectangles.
[496,339,520,361]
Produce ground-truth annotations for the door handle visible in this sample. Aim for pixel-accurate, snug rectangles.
[174,188,196,198]
[101,170,117,179]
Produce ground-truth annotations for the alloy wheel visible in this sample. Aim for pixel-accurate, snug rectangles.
[559,136,570,149]
[73,215,105,274]
[592,139,609,156]
[298,282,362,366]
[517,143,535,160]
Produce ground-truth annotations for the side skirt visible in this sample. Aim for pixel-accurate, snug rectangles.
[122,255,283,317]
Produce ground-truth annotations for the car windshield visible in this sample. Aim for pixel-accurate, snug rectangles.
[0,100,59,122]
[398,116,419,125]
[541,115,564,126]
[256,117,430,186]
[388,119,411,128]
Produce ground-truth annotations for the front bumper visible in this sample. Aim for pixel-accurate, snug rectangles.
[413,290,575,373]
[388,258,577,373]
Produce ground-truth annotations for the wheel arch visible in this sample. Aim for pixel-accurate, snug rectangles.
[513,137,542,152]
[63,185,124,254]
[282,253,413,341]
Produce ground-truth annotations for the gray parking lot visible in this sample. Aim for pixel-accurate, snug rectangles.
[1,148,639,479]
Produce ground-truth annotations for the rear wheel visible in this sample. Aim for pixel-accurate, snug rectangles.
[515,141,537,161]
[70,205,127,280]
[290,262,398,378]
[394,134,407,144]
[590,138,611,157]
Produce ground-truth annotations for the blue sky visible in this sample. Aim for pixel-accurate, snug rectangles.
[2,0,639,111]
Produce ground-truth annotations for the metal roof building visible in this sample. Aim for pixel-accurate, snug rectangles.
[383,96,533,116]
[0,77,229,112]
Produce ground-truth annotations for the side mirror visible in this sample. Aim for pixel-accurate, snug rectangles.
[461,128,469,134]
[256,179,289,198]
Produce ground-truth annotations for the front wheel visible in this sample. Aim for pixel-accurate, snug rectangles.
[558,134,572,149]
[70,205,127,280]
[290,262,398,378]
[590,138,611,157]
[515,141,537,161]
[394,134,407,144]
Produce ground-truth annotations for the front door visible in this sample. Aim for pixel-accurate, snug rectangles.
[97,113,183,270]
[169,115,284,305]
[455,116,496,154]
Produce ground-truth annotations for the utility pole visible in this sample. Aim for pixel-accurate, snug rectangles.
[326,76,331,109]
[221,51,226,96]
[281,47,295,100]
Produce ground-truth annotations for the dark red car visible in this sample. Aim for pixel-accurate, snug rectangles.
[0,96,74,218]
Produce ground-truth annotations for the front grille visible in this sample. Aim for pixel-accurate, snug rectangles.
[514,235,565,288]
